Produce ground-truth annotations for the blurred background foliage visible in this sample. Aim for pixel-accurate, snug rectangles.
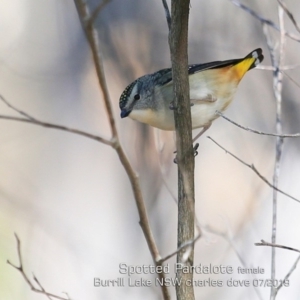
[0,0,300,299]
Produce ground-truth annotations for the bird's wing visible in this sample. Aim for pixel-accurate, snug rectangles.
[187,59,241,75]
[155,58,242,87]
[155,68,173,86]
[156,59,245,104]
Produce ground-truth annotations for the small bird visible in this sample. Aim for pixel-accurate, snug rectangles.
[119,48,264,140]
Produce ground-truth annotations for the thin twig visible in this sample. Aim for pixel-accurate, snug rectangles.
[229,0,300,42]
[277,0,300,33]
[207,136,299,203]
[161,0,171,30]
[0,94,113,146]
[255,240,300,253]
[7,234,70,300]
[73,1,170,299]
[158,229,201,264]
[276,254,300,294]
[204,224,264,300]
[0,94,35,121]
[1,3,169,298]
[62,293,71,300]
[33,275,53,300]
[89,0,112,26]
[282,70,300,89]
[0,114,113,146]
[216,111,300,138]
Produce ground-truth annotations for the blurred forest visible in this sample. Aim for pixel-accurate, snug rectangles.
[0,0,300,299]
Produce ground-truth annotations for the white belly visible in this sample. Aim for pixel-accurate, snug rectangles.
[129,95,234,131]
[190,95,233,129]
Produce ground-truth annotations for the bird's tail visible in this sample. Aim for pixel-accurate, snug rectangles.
[232,48,264,79]
[246,48,264,70]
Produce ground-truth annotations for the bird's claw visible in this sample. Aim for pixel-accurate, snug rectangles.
[173,143,199,164]
[169,101,176,110]
[193,143,199,157]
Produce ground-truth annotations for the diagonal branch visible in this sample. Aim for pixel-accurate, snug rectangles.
[276,254,300,294]
[0,94,36,121]
[205,224,264,300]
[208,136,299,203]
[33,275,53,300]
[229,0,300,42]
[255,240,300,253]
[73,1,170,299]
[216,111,300,138]
[158,226,201,264]
[282,70,300,89]
[7,234,70,300]
[277,0,300,33]
[4,2,170,299]
[89,0,112,26]
[161,0,171,30]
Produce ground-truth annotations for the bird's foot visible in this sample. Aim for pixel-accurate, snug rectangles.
[169,101,176,110]
[173,143,199,164]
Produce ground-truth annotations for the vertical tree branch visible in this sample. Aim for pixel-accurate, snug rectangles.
[269,5,285,300]
[169,1,195,300]
[73,2,170,299]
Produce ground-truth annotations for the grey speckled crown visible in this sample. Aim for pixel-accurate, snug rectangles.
[119,80,137,109]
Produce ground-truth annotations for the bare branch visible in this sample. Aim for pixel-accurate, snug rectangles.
[277,0,300,33]
[263,5,286,299]
[256,64,300,71]
[62,293,71,300]
[168,1,195,299]
[216,111,300,138]
[73,1,170,299]
[89,0,112,26]
[168,0,194,152]
[229,0,300,42]
[255,240,300,253]
[0,114,113,146]
[154,133,203,266]
[0,94,36,121]
[2,2,170,300]
[204,225,264,300]
[276,254,300,295]
[7,234,70,300]
[0,94,113,146]
[158,228,201,264]
[207,136,300,203]
[161,0,171,30]
[282,70,300,89]
[33,275,53,300]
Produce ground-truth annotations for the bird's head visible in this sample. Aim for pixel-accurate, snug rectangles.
[119,75,157,119]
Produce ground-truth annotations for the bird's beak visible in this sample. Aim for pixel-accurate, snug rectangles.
[120,109,131,118]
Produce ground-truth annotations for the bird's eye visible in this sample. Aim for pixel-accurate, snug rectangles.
[134,94,140,101]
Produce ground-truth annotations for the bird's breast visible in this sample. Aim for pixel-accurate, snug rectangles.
[129,108,175,130]
[190,94,233,129]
